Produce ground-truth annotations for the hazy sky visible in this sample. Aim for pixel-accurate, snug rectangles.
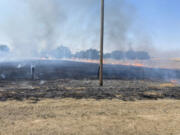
[0,0,180,56]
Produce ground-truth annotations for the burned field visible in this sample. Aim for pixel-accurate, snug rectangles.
[0,79,180,102]
[1,60,180,135]
[0,60,180,101]
[1,59,180,80]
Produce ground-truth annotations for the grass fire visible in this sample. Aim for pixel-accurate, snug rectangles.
[0,0,180,135]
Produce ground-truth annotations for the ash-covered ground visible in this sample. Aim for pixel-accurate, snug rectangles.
[0,79,180,102]
[0,60,180,80]
[0,60,180,102]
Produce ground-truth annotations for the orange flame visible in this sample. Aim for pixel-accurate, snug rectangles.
[67,58,145,67]
[170,80,178,84]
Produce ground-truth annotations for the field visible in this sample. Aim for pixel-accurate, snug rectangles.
[0,99,180,135]
[0,79,180,135]
[0,60,180,135]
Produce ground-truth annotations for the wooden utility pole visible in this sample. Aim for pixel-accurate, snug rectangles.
[99,0,104,86]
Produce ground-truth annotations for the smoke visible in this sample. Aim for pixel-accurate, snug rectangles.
[25,0,65,51]
[104,0,136,51]
[0,0,151,59]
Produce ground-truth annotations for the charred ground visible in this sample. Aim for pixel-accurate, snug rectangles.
[0,60,180,102]
[0,60,180,80]
[0,79,180,102]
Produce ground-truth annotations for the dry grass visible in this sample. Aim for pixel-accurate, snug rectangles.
[158,83,177,88]
[0,99,180,135]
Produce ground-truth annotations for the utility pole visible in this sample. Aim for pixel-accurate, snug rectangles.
[99,0,104,86]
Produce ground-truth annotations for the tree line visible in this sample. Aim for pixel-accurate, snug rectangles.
[48,46,150,60]
[0,45,150,60]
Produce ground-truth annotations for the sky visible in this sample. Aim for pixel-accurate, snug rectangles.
[128,0,180,51]
[0,0,180,57]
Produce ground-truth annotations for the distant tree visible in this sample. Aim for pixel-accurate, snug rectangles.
[110,51,125,60]
[74,49,99,59]
[104,53,111,59]
[53,46,72,58]
[73,48,150,60]
[125,50,137,60]
[0,45,10,53]
[85,49,99,59]
[125,50,150,60]
[136,51,150,60]
[74,51,86,58]
[0,45,10,57]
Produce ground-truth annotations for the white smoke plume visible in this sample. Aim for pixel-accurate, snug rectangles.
[0,0,150,59]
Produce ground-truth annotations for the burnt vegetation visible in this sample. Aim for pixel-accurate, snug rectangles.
[0,59,180,102]
[0,80,180,102]
[0,45,179,102]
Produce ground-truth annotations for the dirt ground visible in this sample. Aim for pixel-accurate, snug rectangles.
[0,99,180,135]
